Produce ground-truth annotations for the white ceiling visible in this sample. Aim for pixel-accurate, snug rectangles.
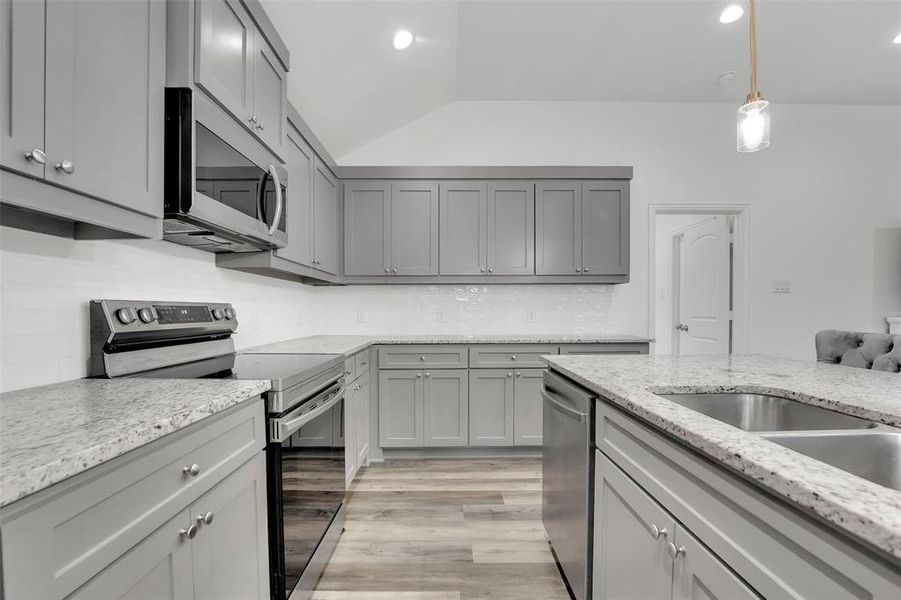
[261,0,901,157]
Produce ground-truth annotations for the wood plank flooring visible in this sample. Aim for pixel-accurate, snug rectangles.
[312,457,570,600]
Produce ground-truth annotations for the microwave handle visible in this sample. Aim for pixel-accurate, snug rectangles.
[267,164,283,236]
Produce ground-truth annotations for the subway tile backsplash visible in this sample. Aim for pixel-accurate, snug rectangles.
[0,227,633,392]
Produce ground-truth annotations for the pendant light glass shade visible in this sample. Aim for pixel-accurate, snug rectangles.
[736,99,770,152]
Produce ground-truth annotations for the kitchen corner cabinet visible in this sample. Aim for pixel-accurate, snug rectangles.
[536,181,629,276]
[0,400,270,600]
[0,0,164,237]
[195,0,287,159]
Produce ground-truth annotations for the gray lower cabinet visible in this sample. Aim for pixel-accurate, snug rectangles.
[390,181,439,275]
[469,369,515,446]
[379,370,424,447]
[424,370,469,446]
[355,376,371,465]
[513,369,544,446]
[594,450,757,600]
[312,159,339,274]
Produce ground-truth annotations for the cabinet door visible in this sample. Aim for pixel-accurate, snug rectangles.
[594,450,675,600]
[195,0,254,128]
[439,181,487,275]
[390,181,439,275]
[0,0,45,178]
[378,370,424,447]
[513,369,544,446]
[344,181,390,275]
[275,127,314,266]
[355,377,371,466]
[67,510,194,600]
[671,524,760,600]
[424,369,469,447]
[44,0,165,218]
[250,32,286,157]
[469,369,514,446]
[486,181,535,275]
[191,453,269,600]
[312,160,338,274]
[344,386,357,483]
[535,181,581,275]
[581,181,629,275]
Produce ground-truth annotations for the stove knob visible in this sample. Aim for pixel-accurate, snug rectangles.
[116,307,137,325]
[211,308,224,320]
[224,308,235,320]
[137,308,155,324]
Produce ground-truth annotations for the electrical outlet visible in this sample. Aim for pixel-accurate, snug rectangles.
[436,310,446,323]
[526,309,536,323]
[772,279,792,294]
[356,310,367,323]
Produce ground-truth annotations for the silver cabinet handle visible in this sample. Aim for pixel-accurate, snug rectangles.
[420,356,426,361]
[506,372,512,377]
[267,164,283,236]
[488,268,494,273]
[55,160,74,174]
[480,268,486,273]
[424,372,430,377]
[182,463,200,477]
[667,543,686,559]
[511,355,517,360]
[249,114,258,124]
[576,267,582,273]
[361,360,367,365]
[197,511,214,525]
[180,523,198,539]
[515,371,521,377]
[384,268,390,273]
[416,372,422,378]
[392,268,398,273]
[650,523,668,539]
[25,149,46,164]
[583,267,590,272]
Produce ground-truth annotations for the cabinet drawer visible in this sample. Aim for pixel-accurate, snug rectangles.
[344,356,356,380]
[1,399,265,599]
[378,345,468,369]
[469,344,557,368]
[595,401,901,599]
[558,343,648,355]
[355,350,370,376]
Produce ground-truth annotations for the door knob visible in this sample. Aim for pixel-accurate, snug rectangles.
[55,160,74,174]
[180,524,198,540]
[197,511,214,525]
[24,149,46,164]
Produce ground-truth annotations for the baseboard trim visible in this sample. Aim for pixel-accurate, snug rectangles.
[379,447,542,460]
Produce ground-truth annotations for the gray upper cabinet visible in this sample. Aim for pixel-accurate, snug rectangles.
[487,181,535,275]
[345,181,391,276]
[439,181,487,275]
[535,181,581,275]
[581,181,629,275]
[195,0,286,159]
[423,370,469,447]
[312,160,338,274]
[390,181,439,275]
[0,0,45,180]
[275,127,314,266]
[469,369,515,446]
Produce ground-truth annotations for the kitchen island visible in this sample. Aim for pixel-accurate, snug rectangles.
[542,353,901,599]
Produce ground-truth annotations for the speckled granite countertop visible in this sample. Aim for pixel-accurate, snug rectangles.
[0,378,270,508]
[542,353,901,562]
[243,334,651,356]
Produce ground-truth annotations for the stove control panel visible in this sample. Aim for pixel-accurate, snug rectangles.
[91,300,237,335]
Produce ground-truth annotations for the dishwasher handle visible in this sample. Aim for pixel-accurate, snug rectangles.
[542,388,588,423]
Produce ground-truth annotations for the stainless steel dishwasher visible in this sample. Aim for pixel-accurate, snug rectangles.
[542,370,595,600]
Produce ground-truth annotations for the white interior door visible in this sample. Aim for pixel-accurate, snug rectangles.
[675,216,730,355]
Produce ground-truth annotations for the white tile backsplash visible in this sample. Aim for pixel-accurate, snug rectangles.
[0,227,634,392]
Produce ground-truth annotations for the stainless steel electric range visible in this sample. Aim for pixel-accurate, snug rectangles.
[90,299,346,600]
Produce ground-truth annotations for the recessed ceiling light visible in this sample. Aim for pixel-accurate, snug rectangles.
[392,30,414,50]
[719,5,744,24]
[893,32,901,45]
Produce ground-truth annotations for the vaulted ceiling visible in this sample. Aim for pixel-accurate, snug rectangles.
[260,0,901,158]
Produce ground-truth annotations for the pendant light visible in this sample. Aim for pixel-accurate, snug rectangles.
[737,0,770,152]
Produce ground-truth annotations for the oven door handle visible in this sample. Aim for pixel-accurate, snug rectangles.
[270,385,344,443]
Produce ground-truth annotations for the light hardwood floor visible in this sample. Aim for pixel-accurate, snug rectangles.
[312,457,570,600]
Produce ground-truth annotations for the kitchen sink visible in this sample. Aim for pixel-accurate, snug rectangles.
[656,392,878,432]
[761,431,901,492]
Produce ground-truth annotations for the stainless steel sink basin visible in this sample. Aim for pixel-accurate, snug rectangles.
[656,392,878,432]
[761,431,901,492]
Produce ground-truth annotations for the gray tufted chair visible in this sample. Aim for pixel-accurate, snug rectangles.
[815,330,901,373]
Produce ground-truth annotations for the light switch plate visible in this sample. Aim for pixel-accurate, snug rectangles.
[356,310,368,323]
[526,309,536,323]
[772,279,792,294]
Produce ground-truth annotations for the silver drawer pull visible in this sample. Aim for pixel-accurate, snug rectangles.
[667,543,686,559]
[197,511,214,525]
[511,355,517,360]
[25,149,46,164]
[180,524,198,540]
[425,372,430,377]
[416,372,422,378]
[182,463,200,477]
[650,523,668,539]
[506,372,512,378]
[55,160,74,174]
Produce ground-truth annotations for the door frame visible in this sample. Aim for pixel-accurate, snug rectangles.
[647,204,750,354]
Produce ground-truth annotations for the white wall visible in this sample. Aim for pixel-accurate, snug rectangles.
[341,101,901,360]
[0,227,624,392]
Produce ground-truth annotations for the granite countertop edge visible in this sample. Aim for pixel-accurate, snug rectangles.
[542,355,901,563]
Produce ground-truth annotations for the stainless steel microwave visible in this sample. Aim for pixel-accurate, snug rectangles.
[163,87,287,253]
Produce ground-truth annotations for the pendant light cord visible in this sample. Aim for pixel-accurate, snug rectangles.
[748,0,760,102]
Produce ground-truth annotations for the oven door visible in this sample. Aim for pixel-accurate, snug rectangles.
[267,383,346,600]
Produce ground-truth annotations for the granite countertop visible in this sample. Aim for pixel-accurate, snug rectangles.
[542,353,901,562]
[243,333,652,356]
[0,378,271,508]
